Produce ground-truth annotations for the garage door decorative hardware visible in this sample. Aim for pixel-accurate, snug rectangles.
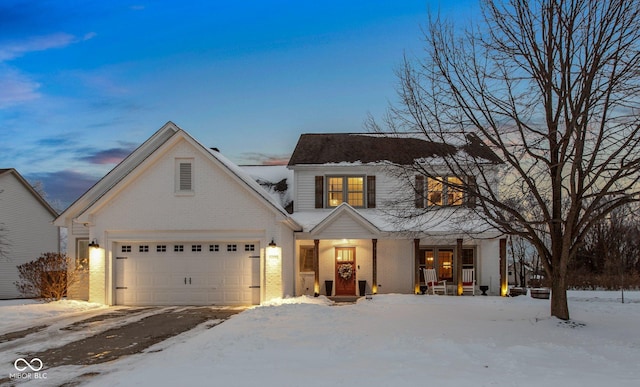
[184,277,192,284]
[249,285,260,288]
[116,287,128,289]
[116,256,128,260]
[249,255,260,259]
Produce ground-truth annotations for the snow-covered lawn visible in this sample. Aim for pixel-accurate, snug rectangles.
[3,292,639,386]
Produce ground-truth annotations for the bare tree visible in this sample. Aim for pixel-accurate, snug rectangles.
[370,0,640,319]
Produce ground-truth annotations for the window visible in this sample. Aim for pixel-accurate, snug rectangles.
[76,239,89,270]
[209,244,219,252]
[299,246,314,272]
[316,175,375,208]
[244,244,255,251]
[139,245,149,252]
[174,245,184,252]
[419,247,475,284]
[122,245,132,253]
[175,158,194,193]
[227,244,237,252]
[192,244,202,252]
[327,176,365,208]
[416,176,466,207]
[157,245,167,252]
[462,248,475,269]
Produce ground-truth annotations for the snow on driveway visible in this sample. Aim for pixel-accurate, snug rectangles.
[78,291,639,387]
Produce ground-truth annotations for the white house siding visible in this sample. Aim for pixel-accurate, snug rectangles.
[67,222,90,301]
[292,166,399,212]
[84,138,294,305]
[0,172,58,299]
[376,239,414,294]
[477,239,501,296]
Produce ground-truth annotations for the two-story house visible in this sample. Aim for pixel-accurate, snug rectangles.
[287,133,506,298]
[55,123,507,306]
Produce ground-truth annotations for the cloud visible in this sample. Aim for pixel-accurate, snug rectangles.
[78,143,137,165]
[240,152,291,165]
[0,32,76,62]
[0,65,40,108]
[24,170,99,210]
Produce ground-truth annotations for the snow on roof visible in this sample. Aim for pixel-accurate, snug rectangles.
[290,206,500,236]
[239,165,293,211]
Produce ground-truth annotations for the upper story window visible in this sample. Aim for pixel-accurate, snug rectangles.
[416,175,466,207]
[175,158,194,193]
[316,175,376,209]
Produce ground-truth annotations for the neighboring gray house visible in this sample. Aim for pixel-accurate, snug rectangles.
[0,168,59,299]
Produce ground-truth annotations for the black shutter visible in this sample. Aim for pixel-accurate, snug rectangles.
[466,176,477,208]
[367,176,376,208]
[415,175,425,208]
[315,176,324,208]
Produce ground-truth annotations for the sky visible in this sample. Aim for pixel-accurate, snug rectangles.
[0,0,480,210]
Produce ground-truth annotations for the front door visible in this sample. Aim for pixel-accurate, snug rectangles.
[335,247,356,296]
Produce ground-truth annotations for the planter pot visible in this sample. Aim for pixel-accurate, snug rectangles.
[325,280,333,296]
[510,287,527,297]
[359,280,367,296]
[530,288,551,299]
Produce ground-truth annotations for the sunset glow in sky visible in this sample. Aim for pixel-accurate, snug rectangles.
[0,0,478,209]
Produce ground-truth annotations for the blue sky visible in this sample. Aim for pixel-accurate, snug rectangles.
[0,0,479,209]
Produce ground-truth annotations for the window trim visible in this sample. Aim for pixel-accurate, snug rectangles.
[416,175,467,207]
[325,175,367,208]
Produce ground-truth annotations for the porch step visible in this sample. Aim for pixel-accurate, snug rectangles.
[328,296,361,304]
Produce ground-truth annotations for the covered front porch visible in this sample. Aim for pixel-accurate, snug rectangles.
[294,237,508,298]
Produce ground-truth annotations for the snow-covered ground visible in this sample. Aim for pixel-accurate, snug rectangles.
[3,291,640,386]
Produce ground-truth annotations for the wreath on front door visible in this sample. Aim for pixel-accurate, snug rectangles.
[338,264,353,280]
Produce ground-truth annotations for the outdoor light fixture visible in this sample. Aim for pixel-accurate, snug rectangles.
[268,239,277,247]
[88,239,100,248]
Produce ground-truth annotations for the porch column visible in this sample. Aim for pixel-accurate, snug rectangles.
[314,239,320,296]
[500,238,508,296]
[372,239,378,294]
[414,238,420,294]
[456,238,463,295]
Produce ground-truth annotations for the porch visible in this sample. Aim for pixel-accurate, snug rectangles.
[294,237,508,298]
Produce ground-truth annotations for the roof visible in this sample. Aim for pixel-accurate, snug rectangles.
[0,168,58,217]
[56,122,301,230]
[287,133,502,166]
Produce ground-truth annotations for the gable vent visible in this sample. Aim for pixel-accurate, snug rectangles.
[179,162,192,191]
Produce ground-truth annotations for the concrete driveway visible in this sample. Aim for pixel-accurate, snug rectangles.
[0,306,244,385]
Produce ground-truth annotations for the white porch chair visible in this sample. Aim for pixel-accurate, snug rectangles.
[423,268,447,295]
[462,268,476,295]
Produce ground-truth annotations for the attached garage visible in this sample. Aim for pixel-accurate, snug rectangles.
[114,241,261,306]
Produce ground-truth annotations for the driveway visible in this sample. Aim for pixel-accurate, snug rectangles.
[0,306,244,385]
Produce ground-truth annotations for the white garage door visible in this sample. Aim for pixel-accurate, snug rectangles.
[114,242,260,306]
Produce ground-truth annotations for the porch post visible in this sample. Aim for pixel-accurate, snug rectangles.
[314,239,320,296]
[456,238,463,295]
[372,239,378,294]
[500,238,508,296]
[414,238,420,294]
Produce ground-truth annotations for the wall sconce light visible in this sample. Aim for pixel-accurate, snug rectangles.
[268,239,277,247]
[88,239,100,248]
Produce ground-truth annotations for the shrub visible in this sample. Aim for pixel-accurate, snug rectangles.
[14,252,78,302]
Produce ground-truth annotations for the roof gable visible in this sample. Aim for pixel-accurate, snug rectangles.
[287,133,501,166]
[57,122,300,230]
[0,168,58,217]
[309,203,380,237]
